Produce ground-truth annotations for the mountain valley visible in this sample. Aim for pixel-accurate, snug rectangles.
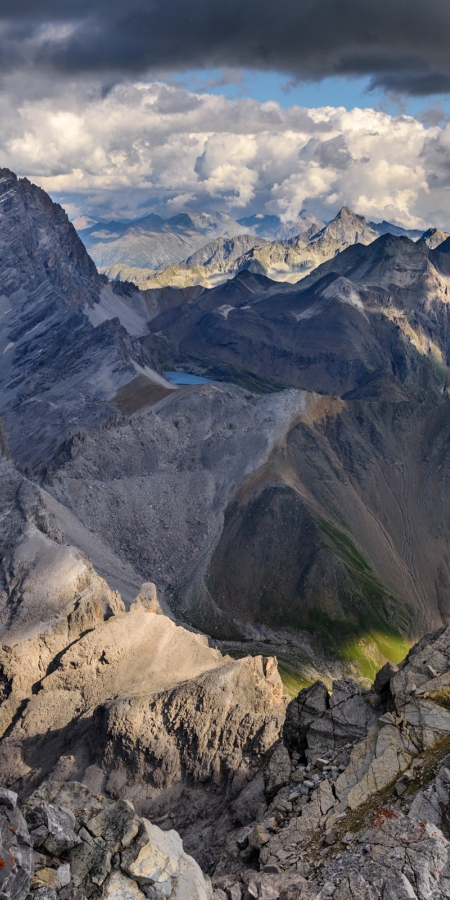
[4,167,450,899]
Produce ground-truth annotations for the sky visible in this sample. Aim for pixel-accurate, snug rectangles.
[2,1,450,229]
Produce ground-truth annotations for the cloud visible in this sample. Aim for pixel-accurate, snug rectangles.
[1,77,448,229]
[1,1,450,96]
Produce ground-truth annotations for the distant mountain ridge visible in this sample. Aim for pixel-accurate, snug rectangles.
[236,209,324,239]
[76,204,426,290]
[77,210,250,270]
[109,206,428,290]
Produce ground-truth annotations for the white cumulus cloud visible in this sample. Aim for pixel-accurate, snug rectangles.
[0,74,448,228]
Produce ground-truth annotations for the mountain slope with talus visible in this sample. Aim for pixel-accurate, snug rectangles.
[149,231,450,396]
[3,168,450,683]
[3,173,450,900]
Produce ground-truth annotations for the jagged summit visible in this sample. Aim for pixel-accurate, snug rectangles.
[309,205,379,247]
[128,205,421,291]
[420,225,450,249]
[0,167,100,308]
[0,168,162,466]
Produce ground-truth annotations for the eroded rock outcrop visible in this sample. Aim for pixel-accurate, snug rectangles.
[97,655,284,801]
[210,626,450,898]
[0,457,125,739]
[1,781,213,900]
[0,456,288,876]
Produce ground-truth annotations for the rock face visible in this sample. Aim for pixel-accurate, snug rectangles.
[284,679,380,762]
[0,168,100,309]
[9,781,213,900]
[97,655,284,800]
[0,788,33,900]
[0,169,161,468]
[210,625,450,900]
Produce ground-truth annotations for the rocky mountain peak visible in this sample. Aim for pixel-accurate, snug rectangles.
[336,205,363,220]
[0,167,100,309]
[419,226,450,249]
[311,206,378,246]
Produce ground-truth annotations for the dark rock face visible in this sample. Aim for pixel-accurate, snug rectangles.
[283,682,329,755]
[0,170,158,469]
[0,169,100,308]
[284,679,380,762]
[0,789,33,900]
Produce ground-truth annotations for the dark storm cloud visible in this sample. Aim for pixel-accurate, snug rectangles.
[2,0,450,96]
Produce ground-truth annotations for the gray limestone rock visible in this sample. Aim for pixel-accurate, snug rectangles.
[0,791,33,900]
[39,804,81,855]
[373,661,399,693]
[284,677,380,764]
[283,682,329,755]
[31,888,59,900]
[306,679,380,762]
[408,789,442,826]
[24,782,212,900]
[263,744,292,802]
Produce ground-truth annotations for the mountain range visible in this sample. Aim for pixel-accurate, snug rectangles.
[0,164,449,680]
[76,210,247,271]
[75,208,326,277]
[100,207,429,290]
[5,166,450,899]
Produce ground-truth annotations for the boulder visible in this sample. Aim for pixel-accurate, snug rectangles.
[25,803,82,855]
[373,661,398,692]
[24,782,213,900]
[121,820,181,887]
[264,743,292,801]
[0,788,33,900]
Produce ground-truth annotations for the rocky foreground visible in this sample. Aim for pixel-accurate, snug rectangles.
[3,403,450,898]
[5,611,450,898]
